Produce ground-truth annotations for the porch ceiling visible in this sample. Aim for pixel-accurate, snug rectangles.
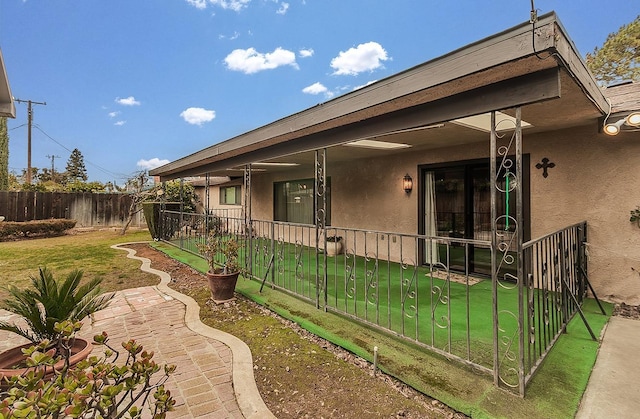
[151,12,608,181]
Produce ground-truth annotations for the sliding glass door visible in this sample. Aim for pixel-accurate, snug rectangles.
[421,158,528,276]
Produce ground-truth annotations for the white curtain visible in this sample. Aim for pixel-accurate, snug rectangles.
[424,171,439,265]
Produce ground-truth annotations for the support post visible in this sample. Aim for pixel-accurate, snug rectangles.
[515,107,525,396]
[204,174,210,239]
[315,149,327,310]
[491,107,525,395]
[244,164,253,277]
[490,111,499,388]
[179,178,184,250]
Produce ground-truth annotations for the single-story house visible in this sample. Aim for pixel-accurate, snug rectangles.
[151,12,639,394]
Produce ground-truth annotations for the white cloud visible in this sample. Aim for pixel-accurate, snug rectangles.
[137,158,171,170]
[330,42,388,76]
[224,47,298,74]
[353,80,378,90]
[302,82,327,95]
[180,107,216,125]
[114,120,126,126]
[185,0,207,9]
[185,0,251,12]
[299,48,314,58]
[108,111,120,118]
[219,31,240,40]
[276,2,289,14]
[115,96,141,106]
[302,82,334,99]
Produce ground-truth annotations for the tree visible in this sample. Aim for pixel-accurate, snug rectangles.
[65,148,88,182]
[586,16,640,86]
[65,180,106,192]
[120,171,153,235]
[150,179,199,213]
[0,117,8,190]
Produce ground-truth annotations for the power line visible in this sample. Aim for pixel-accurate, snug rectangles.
[32,124,132,180]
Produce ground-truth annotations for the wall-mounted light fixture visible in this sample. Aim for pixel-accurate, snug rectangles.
[604,111,640,136]
[403,174,413,193]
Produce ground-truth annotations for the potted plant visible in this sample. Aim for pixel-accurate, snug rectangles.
[198,229,241,303]
[0,267,114,383]
[325,235,343,256]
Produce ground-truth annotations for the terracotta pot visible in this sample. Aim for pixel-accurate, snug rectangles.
[206,270,240,303]
[0,337,93,389]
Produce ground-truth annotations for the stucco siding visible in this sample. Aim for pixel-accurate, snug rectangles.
[526,126,640,304]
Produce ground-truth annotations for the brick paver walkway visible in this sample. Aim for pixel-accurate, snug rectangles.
[0,286,242,418]
[1,243,274,418]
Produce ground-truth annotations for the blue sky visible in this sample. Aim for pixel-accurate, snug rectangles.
[0,0,637,184]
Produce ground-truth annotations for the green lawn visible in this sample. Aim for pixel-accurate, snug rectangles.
[0,229,158,300]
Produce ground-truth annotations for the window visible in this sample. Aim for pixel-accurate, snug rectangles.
[219,186,241,205]
[274,178,331,225]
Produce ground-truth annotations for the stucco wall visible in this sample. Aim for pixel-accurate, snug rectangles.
[525,126,640,304]
[242,125,640,304]
[197,183,243,217]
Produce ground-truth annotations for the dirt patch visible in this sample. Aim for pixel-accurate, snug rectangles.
[613,302,640,320]
[126,243,467,418]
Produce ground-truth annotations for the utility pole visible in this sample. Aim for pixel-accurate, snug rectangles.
[46,154,61,177]
[15,99,47,184]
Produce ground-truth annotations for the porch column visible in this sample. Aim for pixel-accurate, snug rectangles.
[160,180,166,240]
[315,149,327,310]
[490,107,525,394]
[179,178,184,249]
[244,164,253,276]
[205,173,210,218]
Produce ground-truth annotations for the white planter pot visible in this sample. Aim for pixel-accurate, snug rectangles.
[325,241,343,256]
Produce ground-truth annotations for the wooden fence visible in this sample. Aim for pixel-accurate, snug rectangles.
[0,191,144,228]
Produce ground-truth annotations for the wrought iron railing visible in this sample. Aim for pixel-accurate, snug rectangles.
[159,210,593,395]
[521,221,589,388]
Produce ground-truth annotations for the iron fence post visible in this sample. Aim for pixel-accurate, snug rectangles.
[490,111,499,388]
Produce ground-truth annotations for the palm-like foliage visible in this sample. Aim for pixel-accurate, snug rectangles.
[0,267,114,344]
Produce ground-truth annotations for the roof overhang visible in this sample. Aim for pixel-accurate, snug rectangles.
[0,49,16,119]
[151,12,609,181]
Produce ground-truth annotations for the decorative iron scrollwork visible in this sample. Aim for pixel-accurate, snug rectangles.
[401,258,418,319]
[364,252,379,306]
[345,248,357,299]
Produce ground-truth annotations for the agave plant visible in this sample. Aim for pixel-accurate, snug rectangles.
[0,267,114,353]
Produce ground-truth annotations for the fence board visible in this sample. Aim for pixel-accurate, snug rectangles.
[0,191,143,227]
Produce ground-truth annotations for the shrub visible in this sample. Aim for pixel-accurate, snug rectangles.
[0,219,77,241]
[0,321,176,418]
[0,268,113,356]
